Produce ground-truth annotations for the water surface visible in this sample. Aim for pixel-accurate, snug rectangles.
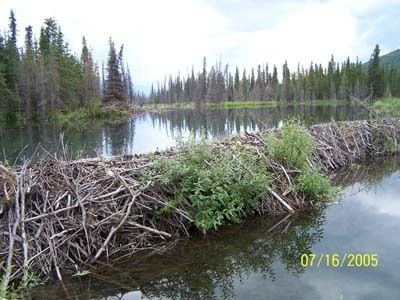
[0,103,365,164]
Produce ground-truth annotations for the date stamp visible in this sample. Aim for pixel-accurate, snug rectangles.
[300,253,379,268]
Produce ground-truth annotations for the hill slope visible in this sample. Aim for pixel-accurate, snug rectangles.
[365,49,400,69]
[380,49,400,69]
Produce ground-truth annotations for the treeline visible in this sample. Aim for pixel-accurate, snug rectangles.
[149,45,400,104]
[0,10,142,120]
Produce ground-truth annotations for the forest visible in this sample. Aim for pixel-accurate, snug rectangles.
[0,10,140,123]
[1,10,399,118]
[149,46,400,105]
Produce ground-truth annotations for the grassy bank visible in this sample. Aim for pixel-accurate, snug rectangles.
[144,99,350,110]
[373,98,400,115]
[50,107,131,128]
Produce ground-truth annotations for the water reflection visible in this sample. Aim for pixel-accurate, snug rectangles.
[27,210,326,300]
[1,103,365,164]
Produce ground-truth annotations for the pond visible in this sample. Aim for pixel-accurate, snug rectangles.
[0,102,366,164]
[26,156,400,299]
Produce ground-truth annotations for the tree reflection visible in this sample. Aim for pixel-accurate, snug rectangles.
[29,210,326,300]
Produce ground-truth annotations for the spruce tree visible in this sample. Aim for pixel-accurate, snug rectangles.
[367,44,384,99]
[104,38,125,102]
[3,10,20,110]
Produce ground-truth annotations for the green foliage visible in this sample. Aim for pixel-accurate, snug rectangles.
[149,139,271,230]
[208,100,277,109]
[51,109,89,127]
[296,170,339,202]
[88,97,102,117]
[0,271,43,300]
[0,112,24,127]
[381,136,399,153]
[368,48,400,70]
[266,120,340,203]
[373,98,400,115]
[94,107,130,121]
[49,105,130,128]
[367,45,385,99]
[266,120,315,170]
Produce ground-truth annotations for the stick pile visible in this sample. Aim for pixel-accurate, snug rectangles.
[310,118,400,171]
[0,118,399,285]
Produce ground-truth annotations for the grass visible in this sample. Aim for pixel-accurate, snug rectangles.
[144,99,350,111]
[143,102,196,110]
[373,98,400,115]
[207,100,278,109]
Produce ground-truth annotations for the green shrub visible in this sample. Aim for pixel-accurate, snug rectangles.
[296,170,338,202]
[51,109,89,127]
[0,112,25,127]
[266,120,315,170]
[88,98,102,117]
[149,139,271,230]
[382,136,399,153]
[94,107,130,121]
[0,271,43,300]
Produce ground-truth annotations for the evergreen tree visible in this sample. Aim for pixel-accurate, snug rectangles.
[81,36,100,106]
[3,10,20,110]
[104,38,125,102]
[367,44,384,99]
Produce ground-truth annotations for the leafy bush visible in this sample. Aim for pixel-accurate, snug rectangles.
[296,170,339,202]
[51,109,89,127]
[0,112,25,127]
[0,271,43,300]
[382,136,399,153]
[266,120,340,203]
[266,120,315,170]
[149,139,271,230]
[94,107,130,121]
[88,97,102,117]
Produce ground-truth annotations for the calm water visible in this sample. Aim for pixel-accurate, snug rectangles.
[27,156,400,299]
[0,103,365,164]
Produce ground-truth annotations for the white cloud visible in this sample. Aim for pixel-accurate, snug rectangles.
[0,0,396,92]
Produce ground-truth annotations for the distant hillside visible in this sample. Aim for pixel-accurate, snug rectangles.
[365,49,400,69]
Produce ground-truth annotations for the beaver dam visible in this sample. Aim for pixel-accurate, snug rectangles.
[0,118,399,290]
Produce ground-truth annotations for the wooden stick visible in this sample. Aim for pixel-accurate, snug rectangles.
[268,189,295,213]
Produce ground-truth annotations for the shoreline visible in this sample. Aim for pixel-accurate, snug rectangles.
[0,103,145,129]
[143,99,353,111]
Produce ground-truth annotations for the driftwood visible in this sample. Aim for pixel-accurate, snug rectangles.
[0,118,399,286]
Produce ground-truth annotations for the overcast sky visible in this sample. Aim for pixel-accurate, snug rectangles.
[1,0,399,93]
